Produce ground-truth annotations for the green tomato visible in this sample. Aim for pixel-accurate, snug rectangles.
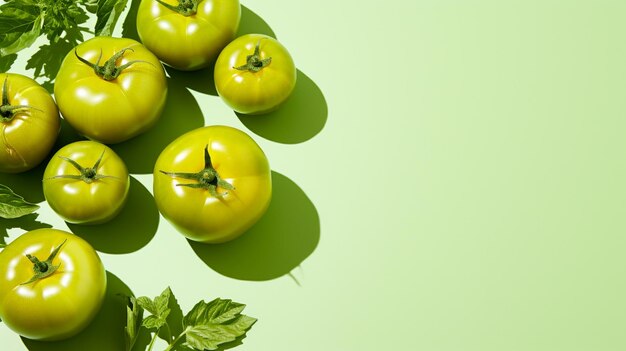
[0,229,107,341]
[54,36,167,144]
[136,0,241,71]
[153,125,271,243]
[43,141,130,224]
[214,34,297,114]
[0,73,60,173]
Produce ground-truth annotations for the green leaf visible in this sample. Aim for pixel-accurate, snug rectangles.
[182,299,257,350]
[124,295,144,351]
[0,14,42,55]
[0,184,39,219]
[141,315,167,330]
[94,0,129,36]
[0,53,17,73]
[0,14,36,35]
[154,286,172,315]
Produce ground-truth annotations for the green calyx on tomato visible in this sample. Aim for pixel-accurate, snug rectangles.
[156,0,200,16]
[46,149,115,184]
[21,239,66,285]
[234,40,272,73]
[0,77,37,123]
[74,48,150,81]
[160,145,235,197]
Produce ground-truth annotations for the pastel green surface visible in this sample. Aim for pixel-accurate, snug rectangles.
[2,0,626,350]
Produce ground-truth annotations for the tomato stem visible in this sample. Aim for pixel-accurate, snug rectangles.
[21,239,67,285]
[233,40,272,73]
[74,48,154,81]
[160,145,235,197]
[45,149,118,184]
[0,76,41,122]
[156,0,200,16]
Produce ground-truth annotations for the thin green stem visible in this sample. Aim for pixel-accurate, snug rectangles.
[162,329,187,351]
[146,328,160,351]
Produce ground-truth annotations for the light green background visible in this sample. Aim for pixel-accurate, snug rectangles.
[2,0,626,350]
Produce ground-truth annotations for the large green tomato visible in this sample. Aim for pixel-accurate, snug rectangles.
[0,73,60,173]
[214,34,297,114]
[43,141,130,224]
[0,229,107,341]
[136,0,241,71]
[54,36,167,144]
[153,125,271,243]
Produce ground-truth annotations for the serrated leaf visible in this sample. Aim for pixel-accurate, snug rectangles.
[94,0,128,36]
[124,295,143,351]
[0,184,39,219]
[184,299,246,327]
[136,296,157,315]
[154,286,172,315]
[182,299,256,350]
[26,39,73,82]
[141,315,166,330]
[0,53,17,73]
[0,14,42,55]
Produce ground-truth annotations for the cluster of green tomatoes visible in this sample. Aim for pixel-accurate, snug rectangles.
[0,0,295,343]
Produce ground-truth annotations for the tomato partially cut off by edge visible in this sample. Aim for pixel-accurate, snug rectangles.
[136,0,241,71]
[0,229,107,341]
[153,125,271,243]
[43,141,130,225]
[0,73,60,173]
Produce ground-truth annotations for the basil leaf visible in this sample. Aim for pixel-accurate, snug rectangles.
[94,0,128,36]
[0,184,39,219]
[0,14,42,55]
[182,299,257,350]
[136,287,172,331]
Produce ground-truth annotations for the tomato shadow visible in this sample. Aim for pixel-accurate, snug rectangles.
[21,271,151,351]
[67,176,159,254]
[189,171,320,281]
[0,213,51,247]
[236,70,328,144]
[237,5,277,39]
[0,118,85,203]
[111,77,204,174]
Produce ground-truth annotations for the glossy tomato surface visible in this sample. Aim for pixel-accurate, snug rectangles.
[214,34,297,114]
[153,125,271,243]
[54,37,167,144]
[0,73,60,173]
[136,0,241,70]
[0,229,107,341]
[43,141,130,224]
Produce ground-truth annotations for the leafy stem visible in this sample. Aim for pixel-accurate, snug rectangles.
[45,149,117,184]
[0,77,40,122]
[74,47,152,81]
[160,145,234,197]
[156,0,201,16]
[233,40,272,73]
[21,239,67,285]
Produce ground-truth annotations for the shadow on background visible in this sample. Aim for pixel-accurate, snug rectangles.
[111,77,204,174]
[165,65,217,96]
[236,5,276,38]
[122,0,141,41]
[67,177,159,254]
[237,70,327,144]
[0,213,51,247]
[22,271,150,351]
[189,171,319,281]
[0,118,85,203]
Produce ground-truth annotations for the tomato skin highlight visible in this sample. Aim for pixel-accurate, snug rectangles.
[54,36,167,144]
[0,73,60,173]
[214,34,297,115]
[136,0,241,71]
[43,141,130,225]
[153,125,271,243]
[0,229,107,341]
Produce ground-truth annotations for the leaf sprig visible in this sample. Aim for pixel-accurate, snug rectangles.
[127,287,256,351]
[0,0,128,87]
